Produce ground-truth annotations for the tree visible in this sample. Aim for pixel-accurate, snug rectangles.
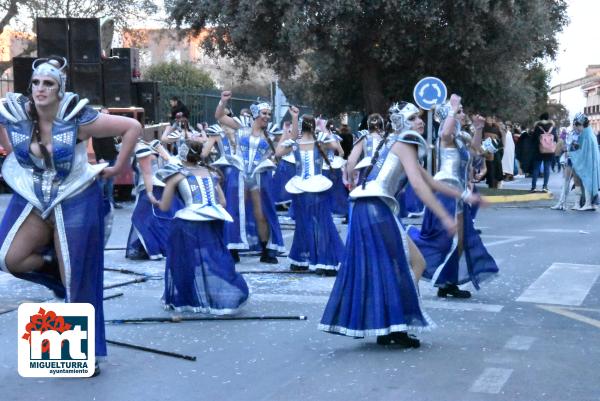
[546,102,570,128]
[166,0,568,118]
[144,61,216,90]
[0,0,159,73]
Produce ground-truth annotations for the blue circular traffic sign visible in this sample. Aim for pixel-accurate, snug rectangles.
[413,77,447,110]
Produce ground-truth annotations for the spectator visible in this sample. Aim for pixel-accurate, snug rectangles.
[169,96,190,122]
[530,112,557,192]
[501,122,515,181]
[482,117,503,189]
[338,124,354,159]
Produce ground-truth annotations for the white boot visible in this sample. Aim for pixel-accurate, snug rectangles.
[575,190,595,211]
[551,171,570,210]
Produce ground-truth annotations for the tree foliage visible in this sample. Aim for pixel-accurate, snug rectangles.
[167,0,568,120]
[144,61,216,90]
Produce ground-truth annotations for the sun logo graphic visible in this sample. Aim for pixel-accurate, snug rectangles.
[18,303,95,377]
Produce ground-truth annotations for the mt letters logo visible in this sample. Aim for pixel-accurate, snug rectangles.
[18,303,95,377]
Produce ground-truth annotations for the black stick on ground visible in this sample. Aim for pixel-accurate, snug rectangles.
[106,315,308,324]
[239,270,313,275]
[107,339,196,361]
[104,267,148,276]
[103,292,124,301]
[103,276,148,290]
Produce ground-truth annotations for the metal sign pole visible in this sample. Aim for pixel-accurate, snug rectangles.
[427,109,433,174]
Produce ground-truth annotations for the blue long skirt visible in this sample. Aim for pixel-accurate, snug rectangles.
[324,168,349,216]
[219,165,249,250]
[272,160,295,205]
[288,192,345,271]
[244,171,286,255]
[163,218,249,314]
[407,193,498,289]
[0,181,107,356]
[126,187,181,260]
[319,198,433,337]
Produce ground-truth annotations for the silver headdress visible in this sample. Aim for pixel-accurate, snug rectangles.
[250,102,272,119]
[434,101,452,123]
[573,112,589,127]
[31,57,68,99]
[388,102,420,133]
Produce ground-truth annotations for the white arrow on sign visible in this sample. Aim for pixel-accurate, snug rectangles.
[432,83,442,97]
[419,83,430,98]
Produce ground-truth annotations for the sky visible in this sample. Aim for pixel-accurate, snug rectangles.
[548,0,600,86]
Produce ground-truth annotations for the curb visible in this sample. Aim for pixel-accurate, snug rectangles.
[482,192,554,203]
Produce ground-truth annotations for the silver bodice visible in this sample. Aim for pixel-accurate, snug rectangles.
[134,143,165,191]
[435,147,462,189]
[350,131,426,215]
[285,145,332,194]
[2,141,106,218]
[174,174,233,222]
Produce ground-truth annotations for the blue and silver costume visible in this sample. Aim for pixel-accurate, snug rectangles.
[0,91,108,357]
[126,141,181,260]
[236,125,285,255]
[159,165,249,314]
[356,130,423,218]
[207,124,249,250]
[408,113,498,290]
[285,141,345,272]
[320,130,434,336]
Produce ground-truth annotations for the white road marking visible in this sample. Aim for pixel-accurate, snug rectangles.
[517,263,600,306]
[481,235,533,247]
[251,293,504,312]
[504,335,536,351]
[422,299,503,313]
[537,305,600,330]
[469,368,513,394]
[528,228,592,233]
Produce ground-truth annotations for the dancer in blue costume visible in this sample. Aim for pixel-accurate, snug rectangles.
[153,140,249,314]
[203,122,249,262]
[320,119,349,217]
[272,121,297,208]
[215,91,285,264]
[0,57,140,372]
[320,101,481,347]
[276,107,345,276]
[126,139,182,260]
[567,113,600,211]
[161,113,205,155]
[346,113,385,186]
[408,95,498,299]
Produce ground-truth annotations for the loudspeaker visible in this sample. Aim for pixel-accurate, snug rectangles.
[12,57,36,94]
[102,58,133,107]
[68,18,101,63]
[133,81,160,124]
[70,63,103,105]
[36,18,69,59]
[110,48,141,79]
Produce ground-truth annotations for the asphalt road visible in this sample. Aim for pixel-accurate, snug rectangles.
[1,172,599,401]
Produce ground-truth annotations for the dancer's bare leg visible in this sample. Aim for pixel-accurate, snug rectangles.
[5,212,53,274]
[249,189,269,242]
[407,236,426,282]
